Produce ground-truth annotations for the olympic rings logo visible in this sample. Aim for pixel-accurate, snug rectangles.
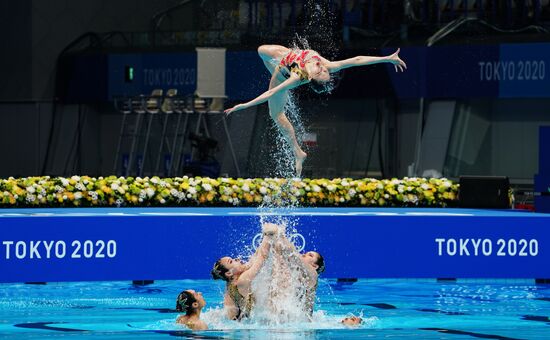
[252,232,306,252]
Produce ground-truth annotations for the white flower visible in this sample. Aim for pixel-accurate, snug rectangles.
[170,189,178,196]
[259,186,267,194]
[139,190,146,199]
[384,194,389,199]
[188,187,197,195]
[202,183,213,191]
[312,185,321,192]
[60,178,69,187]
[76,183,85,191]
[37,194,43,200]
[421,183,430,190]
[145,188,155,198]
[159,198,166,204]
[442,181,452,188]
[263,195,272,203]
[62,195,68,200]
[115,198,124,207]
[111,183,120,191]
[74,192,82,200]
[26,186,35,194]
[159,181,167,188]
[349,189,356,197]
[339,197,345,202]
[242,184,250,192]
[398,185,405,193]
[54,185,64,193]
[89,191,98,200]
[327,185,336,192]
[151,177,159,184]
[376,183,384,190]
[341,180,349,186]
[25,194,36,202]
[71,175,80,181]
[391,179,400,185]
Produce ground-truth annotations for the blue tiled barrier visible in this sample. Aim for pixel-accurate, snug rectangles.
[0,208,549,282]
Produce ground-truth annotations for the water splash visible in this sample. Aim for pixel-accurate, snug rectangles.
[220,0,348,327]
[199,308,379,331]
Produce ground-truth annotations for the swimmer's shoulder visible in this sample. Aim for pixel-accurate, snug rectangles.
[195,320,208,330]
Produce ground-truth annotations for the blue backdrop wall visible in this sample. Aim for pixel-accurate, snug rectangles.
[1,208,549,282]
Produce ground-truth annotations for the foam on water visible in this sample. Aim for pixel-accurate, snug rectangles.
[139,309,378,331]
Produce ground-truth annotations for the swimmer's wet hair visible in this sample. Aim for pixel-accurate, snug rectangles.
[309,77,335,94]
[211,259,230,281]
[315,252,326,274]
[176,290,197,315]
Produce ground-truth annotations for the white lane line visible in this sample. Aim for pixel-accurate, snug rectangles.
[405,212,473,216]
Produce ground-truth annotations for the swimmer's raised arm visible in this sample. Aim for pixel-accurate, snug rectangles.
[324,48,406,73]
[224,73,304,115]
[236,223,277,289]
[277,234,317,278]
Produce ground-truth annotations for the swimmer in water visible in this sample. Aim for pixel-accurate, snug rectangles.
[224,45,407,176]
[267,223,325,317]
[175,289,208,330]
[341,316,363,326]
[211,222,278,320]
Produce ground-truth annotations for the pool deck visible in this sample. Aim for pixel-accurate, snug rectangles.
[0,206,548,218]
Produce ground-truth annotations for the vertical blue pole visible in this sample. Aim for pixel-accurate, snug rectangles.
[291,0,296,27]
[506,0,512,26]
[534,0,541,23]
[368,0,374,29]
[476,0,482,19]
[278,0,283,31]
[267,0,272,29]
[435,0,440,24]
[255,0,259,27]
[248,0,253,30]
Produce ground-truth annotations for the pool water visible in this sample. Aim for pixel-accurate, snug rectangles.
[0,279,548,339]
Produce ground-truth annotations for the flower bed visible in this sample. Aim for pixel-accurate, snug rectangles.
[0,176,459,208]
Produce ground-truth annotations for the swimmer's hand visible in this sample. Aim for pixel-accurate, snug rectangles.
[388,48,407,73]
[262,222,279,237]
[224,104,247,116]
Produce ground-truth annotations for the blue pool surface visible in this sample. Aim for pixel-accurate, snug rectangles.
[0,279,549,339]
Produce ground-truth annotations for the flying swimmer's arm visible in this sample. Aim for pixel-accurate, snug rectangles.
[324,48,406,73]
